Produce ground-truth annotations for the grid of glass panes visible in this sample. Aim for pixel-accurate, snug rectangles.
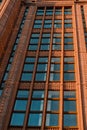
[40,33,51,51]
[28,90,44,126]
[64,7,72,15]
[64,32,74,50]
[45,7,53,16]
[35,57,48,81]
[44,19,52,29]
[64,57,75,81]
[10,90,29,126]
[33,19,43,29]
[36,7,44,16]
[55,7,62,15]
[50,57,60,81]
[52,33,61,50]
[64,91,77,127]
[46,91,60,126]
[64,18,72,28]
[21,56,36,81]
[54,19,62,28]
[28,33,40,51]
[0,7,29,96]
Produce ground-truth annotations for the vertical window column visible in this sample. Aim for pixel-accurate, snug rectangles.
[28,33,40,51]
[10,90,29,126]
[28,90,44,127]
[21,57,36,82]
[35,57,48,81]
[46,91,60,126]
[64,91,77,127]
[50,57,60,81]
[64,57,75,81]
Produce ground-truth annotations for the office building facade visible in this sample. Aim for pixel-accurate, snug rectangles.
[0,0,87,129]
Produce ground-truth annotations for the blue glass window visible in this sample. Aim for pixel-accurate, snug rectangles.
[21,73,32,81]
[32,90,44,98]
[14,100,27,111]
[64,114,77,126]
[35,73,46,81]
[64,73,75,81]
[46,114,59,126]
[30,100,44,111]
[64,101,76,112]
[28,113,42,126]
[10,113,25,126]
[37,64,47,71]
[64,64,74,71]
[55,8,62,15]
[48,91,60,98]
[17,90,29,98]
[64,91,76,98]
[47,100,59,111]
[50,73,60,81]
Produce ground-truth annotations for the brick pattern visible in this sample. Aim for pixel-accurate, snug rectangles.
[0,0,21,62]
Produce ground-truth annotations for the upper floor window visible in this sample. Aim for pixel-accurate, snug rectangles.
[36,7,44,15]
[64,7,72,15]
[46,7,53,16]
[55,7,62,15]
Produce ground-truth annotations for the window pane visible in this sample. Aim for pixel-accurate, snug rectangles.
[64,73,75,81]
[35,73,46,81]
[0,90,2,96]
[54,23,62,28]
[48,91,60,98]
[52,44,61,50]
[64,91,76,98]
[35,20,42,23]
[51,57,60,62]
[42,33,51,37]
[64,44,73,50]
[30,38,39,44]
[38,57,48,62]
[44,24,52,28]
[28,113,42,126]
[64,64,74,71]
[32,91,44,98]
[64,38,73,43]
[64,101,76,112]
[37,64,47,71]
[40,45,49,50]
[46,114,59,126]
[17,90,29,98]
[53,38,61,43]
[23,64,34,71]
[30,100,44,111]
[64,57,74,62]
[54,33,61,37]
[34,24,42,28]
[31,33,40,37]
[14,100,27,111]
[28,45,38,50]
[3,72,8,81]
[50,73,60,81]
[21,73,32,81]
[10,113,25,126]
[64,33,73,37]
[47,100,59,111]
[25,57,35,62]
[51,64,60,71]
[41,38,50,44]
[64,114,77,126]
